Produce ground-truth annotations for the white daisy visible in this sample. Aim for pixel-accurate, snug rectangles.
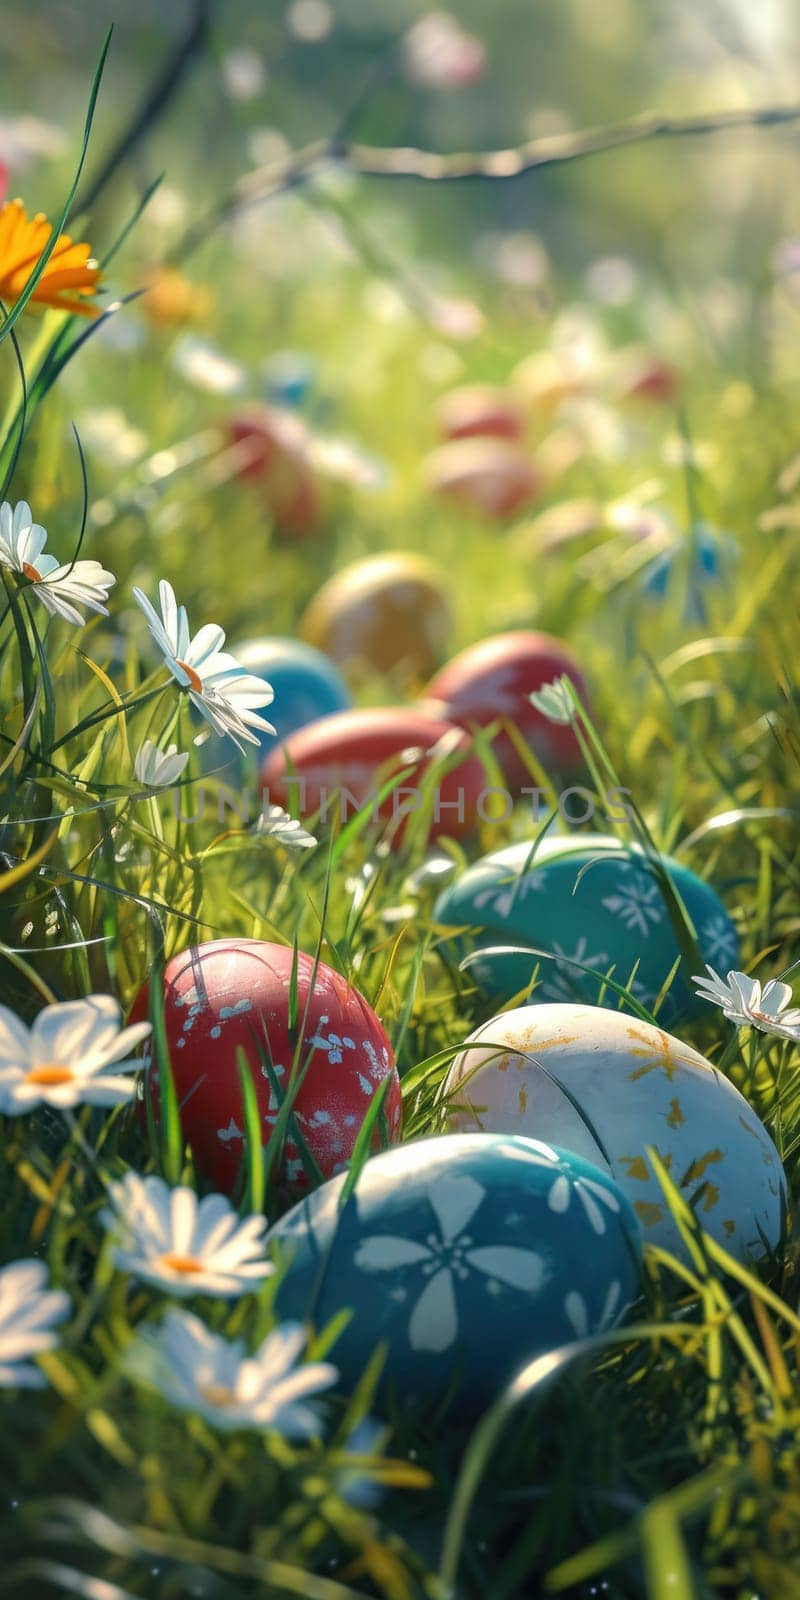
[693,965,800,1042]
[256,804,317,850]
[0,996,151,1115]
[0,500,115,625]
[133,579,276,753]
[133,740,189,788]
[100,1173,274,1299]
[123,1308,338,1437]
[529,674,578,725]
[0,1259,70,1389]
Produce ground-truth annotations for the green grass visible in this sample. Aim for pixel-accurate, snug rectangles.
[3,14,800,1598]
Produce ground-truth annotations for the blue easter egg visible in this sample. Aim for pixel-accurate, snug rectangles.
[433,833,739,1023]
[234,636,352,752]
[269,1132,641,1412]
[194,636,352,785]
[263,351,316,409]
[643,522,738,619]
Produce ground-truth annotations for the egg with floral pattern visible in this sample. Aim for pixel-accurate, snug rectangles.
[444,1005,786,1263]
[433,833,739,1023]
[269,1132,641,1410]
[132,940,402,1198]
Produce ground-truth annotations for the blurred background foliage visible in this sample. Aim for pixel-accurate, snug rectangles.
[4,0,800,306]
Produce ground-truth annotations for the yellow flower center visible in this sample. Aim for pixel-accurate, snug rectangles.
[160,1252,205,1275]
[200,1383,237,1408]
[176,659,203,694]
[22,561,42,582]
[26,1064,74,1086]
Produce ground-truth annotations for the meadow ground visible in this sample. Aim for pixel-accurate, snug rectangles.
[2,5,800,1598]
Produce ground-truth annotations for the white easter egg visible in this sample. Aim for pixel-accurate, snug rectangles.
[445,1003,785,1263]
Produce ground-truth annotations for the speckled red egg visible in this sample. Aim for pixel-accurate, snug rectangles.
[132,939,402,1197]
[436,383,525,441]
[226,405,322,535]
[260,707,485,842]
[421,631,591,786]
[423,438,543,518]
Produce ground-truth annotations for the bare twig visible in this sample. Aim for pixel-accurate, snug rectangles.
[172,95,800,262]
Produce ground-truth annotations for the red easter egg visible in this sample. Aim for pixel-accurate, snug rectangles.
[132,939,402,1197]
[423,438,543,518]
[421,631,590,786]
[226,405,322,535]
[616,349,680,405]
[436,384,525,442]
[260,707,485,842]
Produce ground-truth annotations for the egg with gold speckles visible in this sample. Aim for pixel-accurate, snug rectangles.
[131,940,402,1199]
[299,552,453,681]
[444,1004,786,1263]
[268,1132,642,1411]
[433,833,739,1023]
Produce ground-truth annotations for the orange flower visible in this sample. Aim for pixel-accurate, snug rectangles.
[142,266,213,329]
[0,198,101,317]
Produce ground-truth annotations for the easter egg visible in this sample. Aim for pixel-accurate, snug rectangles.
[260,707,485,842]
[641,523,738,622]
[433,833,739,1022]
[514,498,603,557]
[424,437,542,518]
[615,348,680,405]
[436,383,525,441]
[299,552,452,680]
[263,350,316,409]
[444,1004,786,1263]
[231,637,352,754]
[421,631,590,786]
[226,405,322,536]
[143,267,213,329]
[269,1132,642,1410]
[132,939,402,1197]
[510,349,586,418]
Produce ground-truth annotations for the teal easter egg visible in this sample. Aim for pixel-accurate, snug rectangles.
[235,637,352,751]
[263,350,316,409]
[197,637,352,781]
[642,522,738,622]
[433,833,739,1022]
[269,1132,641,1411]
[445,1004,786,1263]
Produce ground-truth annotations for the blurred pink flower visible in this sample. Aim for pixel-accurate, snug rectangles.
[403,12,486,90]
